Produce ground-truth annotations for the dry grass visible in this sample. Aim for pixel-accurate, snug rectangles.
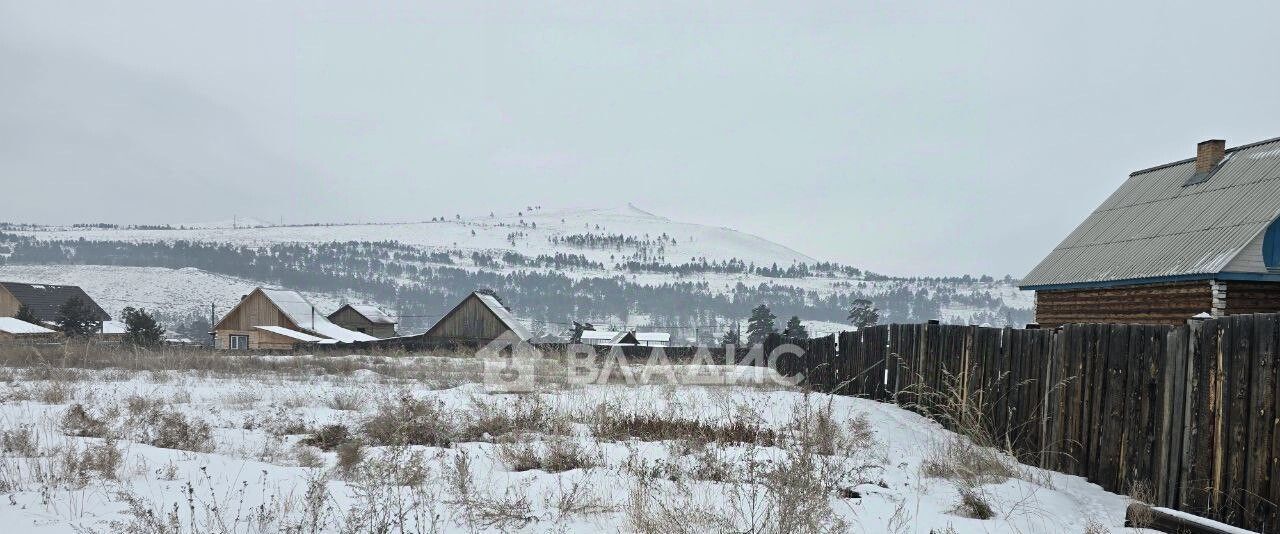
[362,394,455,447]
[494,438,601,473]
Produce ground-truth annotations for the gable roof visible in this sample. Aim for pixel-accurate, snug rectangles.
[0,282,110,323]
[216,287,377,343]
[1022,136,1280,289]
[0,317,57,335]
[330,304,396,325]
[473,292,533,340]
[423,292,532,341]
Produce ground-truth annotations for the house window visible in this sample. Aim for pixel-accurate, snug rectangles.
[228,334,249,350]
[1265,219,1280,271]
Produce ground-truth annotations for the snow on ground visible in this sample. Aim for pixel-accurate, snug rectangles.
[0,265,349,320]
[0,349,1148,533]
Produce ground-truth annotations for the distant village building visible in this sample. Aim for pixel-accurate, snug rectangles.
[0,317,61,342]
[98,320,127,342]
[213,287,378,349]
[327,304,398,338]
[578,330,670,347]
[421,292,532,343]
[0,282,110,327]
[1022,137,1280,326]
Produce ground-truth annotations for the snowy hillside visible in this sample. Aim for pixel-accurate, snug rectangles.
[0,205,1034,334]
[10,205,816,268]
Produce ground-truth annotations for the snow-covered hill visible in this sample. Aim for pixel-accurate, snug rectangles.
[12,205,816,268]
[0,205,1034,333]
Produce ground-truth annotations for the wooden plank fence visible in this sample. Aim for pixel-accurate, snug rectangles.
[774,314,1280,532]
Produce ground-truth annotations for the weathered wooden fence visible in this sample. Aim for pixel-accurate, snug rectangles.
[780,314,1280,532]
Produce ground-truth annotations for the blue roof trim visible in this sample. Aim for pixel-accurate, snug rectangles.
[1020,271,1280,291]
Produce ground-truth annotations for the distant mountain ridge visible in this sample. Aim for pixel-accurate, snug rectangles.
[0,205,1033,340]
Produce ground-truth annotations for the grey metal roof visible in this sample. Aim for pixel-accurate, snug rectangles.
[1021,136,1280,288]
[0,282,111,323]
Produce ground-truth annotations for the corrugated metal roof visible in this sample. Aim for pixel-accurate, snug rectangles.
[0,282,111,323]
[1022,137,1280,288]
[474,292,533,341]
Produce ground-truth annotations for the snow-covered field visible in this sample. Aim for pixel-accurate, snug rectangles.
[0,347,1145,533]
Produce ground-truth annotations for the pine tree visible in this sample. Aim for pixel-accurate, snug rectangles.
[722,322,742,346]
[13,305,39,325]
[745,304,776,345]
[56,296,101,338]
[848,299,880,329]
[783,315,808,341]
[122,307,164,346]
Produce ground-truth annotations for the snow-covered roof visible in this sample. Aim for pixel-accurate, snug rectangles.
[635,332,671,342]
[580,330,621,341]
[254,325,325,343]
[258,288,378,343]
[342,304,396,324]
[474,292,533,341]
[0,317,56,335]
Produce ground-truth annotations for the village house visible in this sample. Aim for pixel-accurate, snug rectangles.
[327,304,398,338]
[213,287,378,349]
[1021,137,1280,326]
[0,317,61,342]
[421,291,532,343]
[0,281,110,327]
[579,330,671,347]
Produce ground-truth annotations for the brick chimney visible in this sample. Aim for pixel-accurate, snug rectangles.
[1196,139,1226,173]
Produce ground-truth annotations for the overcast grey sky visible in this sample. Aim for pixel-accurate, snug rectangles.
[2,1,1278,277]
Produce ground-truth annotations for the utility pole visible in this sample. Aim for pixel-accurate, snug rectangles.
[210,303,216,347]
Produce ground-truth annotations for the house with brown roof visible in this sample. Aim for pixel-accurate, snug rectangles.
[1021,137,1280,326]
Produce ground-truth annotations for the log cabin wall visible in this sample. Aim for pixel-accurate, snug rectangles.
[1220,280,1280,315]
[422,295,510,342]
[1033,280,1212,327]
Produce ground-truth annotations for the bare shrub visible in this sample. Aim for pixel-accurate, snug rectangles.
[324,390,365,411]
[956,487,994,519]
[295,445,326,468]
[34,381,75,404]
[495,438,601,473]
[625,476,735,533]
[2,424,39,456]
[79,438,124,480]
[921,435,1015,485]
[300,424,352,451]
[1083,517,1111,534]
[335,441,364,475]
[362,394,454,447]
[593,411,775,446]
[545,478,615,520]
[60,403,108,438]
[146,410,214,452]
[462,394,569,441]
